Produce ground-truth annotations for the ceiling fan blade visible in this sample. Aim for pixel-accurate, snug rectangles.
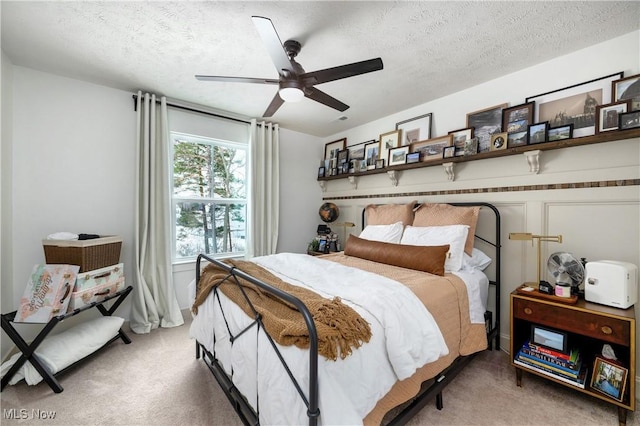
[195,75,279,84]
[262,92,285,117]
[251,16,294,75]
[304,87,349,112]
[301,58,383,86]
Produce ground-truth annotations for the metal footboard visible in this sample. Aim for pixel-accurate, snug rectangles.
[195,254,320,426]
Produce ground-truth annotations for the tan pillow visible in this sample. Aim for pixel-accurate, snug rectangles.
[412,203,480,255]
[365,201,416,227]
[344,234,448,276]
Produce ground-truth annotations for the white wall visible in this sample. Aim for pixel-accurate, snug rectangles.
[315,30,640,388]
[1,64,324,353]
[1,51,15,355]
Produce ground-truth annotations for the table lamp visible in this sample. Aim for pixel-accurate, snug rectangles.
[509,232,562,286]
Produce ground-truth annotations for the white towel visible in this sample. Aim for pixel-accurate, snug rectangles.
[46,232,79,240]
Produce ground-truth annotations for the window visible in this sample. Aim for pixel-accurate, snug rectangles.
[171,132,247,261]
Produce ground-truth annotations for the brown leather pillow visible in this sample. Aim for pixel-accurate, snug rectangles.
[344,234,449,276]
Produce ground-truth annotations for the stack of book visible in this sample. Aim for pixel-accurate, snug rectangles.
[514,340,587,388]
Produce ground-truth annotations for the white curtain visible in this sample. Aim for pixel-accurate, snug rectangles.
[247,119,280,257]
[130,91,184,334]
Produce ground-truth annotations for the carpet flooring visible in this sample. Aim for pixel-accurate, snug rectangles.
[1,313,637,425]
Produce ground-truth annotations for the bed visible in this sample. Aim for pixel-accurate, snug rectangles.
[189,202,501,425]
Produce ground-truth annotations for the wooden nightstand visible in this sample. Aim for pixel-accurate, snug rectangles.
[510,289,635,425]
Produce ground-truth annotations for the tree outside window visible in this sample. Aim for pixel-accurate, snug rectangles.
[172,133,247,260]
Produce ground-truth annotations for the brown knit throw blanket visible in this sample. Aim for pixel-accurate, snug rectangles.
[192,259,371,361]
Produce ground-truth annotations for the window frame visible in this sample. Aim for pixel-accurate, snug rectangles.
[170,131,248,262]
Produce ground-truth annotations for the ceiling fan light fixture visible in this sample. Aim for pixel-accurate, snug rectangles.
[279,86,304,102]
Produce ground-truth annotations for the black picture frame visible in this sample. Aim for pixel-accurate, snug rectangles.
[337,149,349,165]
[406,152,420,164]
[442,146,456,158]
[548,124,574,141]
[526,72,623,138]
[619,111,640,130]
[318,167,325,178]
[527,121,549,144]
[531,324,569,354]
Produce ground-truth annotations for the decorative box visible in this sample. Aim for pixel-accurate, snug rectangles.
[68,263,125,311]
[14,264,80,323]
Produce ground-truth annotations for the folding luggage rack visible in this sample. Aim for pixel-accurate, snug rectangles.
[1,285,132,393]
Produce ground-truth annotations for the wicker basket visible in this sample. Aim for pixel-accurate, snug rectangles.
[43,236,122,272]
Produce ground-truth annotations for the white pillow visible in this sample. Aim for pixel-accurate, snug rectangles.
[463,248,492,271]
[359,221,404,244]
[400,225,469,272]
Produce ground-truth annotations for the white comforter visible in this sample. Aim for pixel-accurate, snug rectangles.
[190,253,448,425]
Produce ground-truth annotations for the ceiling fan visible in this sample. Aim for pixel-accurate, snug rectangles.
[196,16,384,117]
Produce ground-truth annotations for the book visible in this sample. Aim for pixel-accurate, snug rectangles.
[517,350,580,378]
[527,341,574,361]
[514,358,588,389]
[521,344,580,371]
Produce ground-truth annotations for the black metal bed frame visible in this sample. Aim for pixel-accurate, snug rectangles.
[194,202,501,426]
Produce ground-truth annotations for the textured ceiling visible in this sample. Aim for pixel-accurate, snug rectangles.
[2,1,639,137]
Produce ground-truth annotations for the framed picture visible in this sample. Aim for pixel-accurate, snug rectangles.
[463,137,478,156]
[466,103,508,153]
[347,140,372,163]
[410,135,453,163]
[324,138,346,160]
[341,162,350,174]
[318,239,327,253]
[527,122,549,144]
[503,102,535,135]
[395,113,432,146]
[507,131,528,148]
[595,100,631,133]
[490,132,507,151]
[358,160,367,172]
[443,146,456,158]
[526,72,623,138]
[364,141,379,170]
[375,159,385,169]
[448,127,474,157]
[531,324,568,353]
[406,152,420,164]
[591,356,628,402]
[318,167,325,178]
[337,149,349,166]
[388,146,410,166]
[619,111,640,130]
[612,73,640,111]
[379,130,401,166]
[548,124,574,141]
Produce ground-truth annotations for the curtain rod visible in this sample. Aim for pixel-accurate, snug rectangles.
[131,94,255,126]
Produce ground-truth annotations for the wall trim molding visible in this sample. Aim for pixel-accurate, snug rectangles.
[323,178,640,201]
